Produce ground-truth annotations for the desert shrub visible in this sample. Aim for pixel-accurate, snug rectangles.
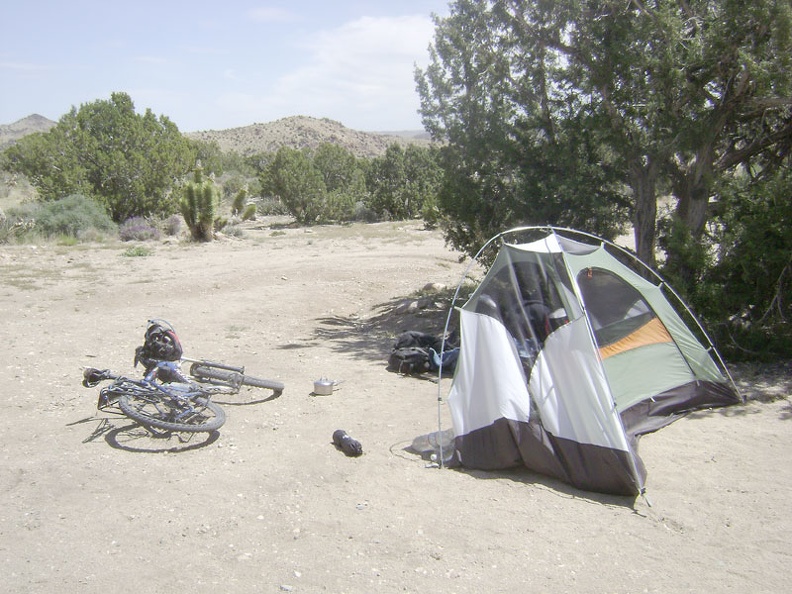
[78,227,111,243]
[352,201,379,223]
[164,215,182,236]
[6,193,116,240]
[223,224,244,238]
[241,203,257,221]
[122,245,153,257]
[214,216,228,231]
[231,187,248,216]
[56,235,79,246]
[422,203,441,229]
[119,217,161,241]
[699,170,792,361]
[257,197,290,216]
[324,190,357,222]
[0,214,36,243]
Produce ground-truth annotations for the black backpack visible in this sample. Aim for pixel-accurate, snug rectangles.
[134,320,183,369]
[393,330,443,352]
[388,346,433,375]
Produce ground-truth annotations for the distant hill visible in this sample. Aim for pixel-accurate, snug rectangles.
[1,113,432,158]
[186,116,432,158]
[0,114,57,150]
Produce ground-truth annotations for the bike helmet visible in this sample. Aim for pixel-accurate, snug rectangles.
[134,319,183,368]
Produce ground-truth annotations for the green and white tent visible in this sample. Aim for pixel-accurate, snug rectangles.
[442,228,741,496]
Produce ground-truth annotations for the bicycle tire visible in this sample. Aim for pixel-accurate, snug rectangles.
[190,364,285,393]
[118,393,226,433]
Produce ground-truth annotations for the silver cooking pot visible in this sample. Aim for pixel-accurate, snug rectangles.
[313,378,337,395]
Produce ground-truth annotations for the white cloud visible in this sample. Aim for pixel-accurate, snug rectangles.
[172,14,438,131]
[263,15,435,129]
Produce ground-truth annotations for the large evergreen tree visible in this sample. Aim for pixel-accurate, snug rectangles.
[3,92,197,222]
[366,144,443,220]
[262,146,327,225]
[416,0,792,271]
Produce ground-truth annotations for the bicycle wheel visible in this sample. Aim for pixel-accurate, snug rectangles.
[118,393,226,433]
[190,364,285,393]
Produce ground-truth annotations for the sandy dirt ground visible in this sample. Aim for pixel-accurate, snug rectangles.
[1,220,790,593]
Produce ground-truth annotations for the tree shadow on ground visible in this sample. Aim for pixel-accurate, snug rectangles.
[729,359,791,402]
[312,284,470,363]
[694,359,792,421]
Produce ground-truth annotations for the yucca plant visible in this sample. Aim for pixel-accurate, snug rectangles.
[180,163,219,242]
[231,186,248,216]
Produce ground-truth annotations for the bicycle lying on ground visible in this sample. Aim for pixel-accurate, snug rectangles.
[83,358,284,434]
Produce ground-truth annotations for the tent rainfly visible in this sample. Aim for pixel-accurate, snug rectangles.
[441,228,742,496]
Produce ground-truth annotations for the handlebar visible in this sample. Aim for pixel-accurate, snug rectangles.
[82,367,116,387]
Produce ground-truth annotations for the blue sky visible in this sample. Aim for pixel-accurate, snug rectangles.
[0,1,450,132]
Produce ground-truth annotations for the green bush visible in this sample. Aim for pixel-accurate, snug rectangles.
[122,245,153,257]
[324,190,357,222]
[231,187,248,216]
[241,203,257,221]
[257,197,290,216]
[699,171,792,361]
[5,194,116,240]
[352,201,378,223]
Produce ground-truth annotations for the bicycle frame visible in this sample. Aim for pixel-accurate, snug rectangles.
[85,364,229,434]
[97,374,219,412]
[83,353,281,435]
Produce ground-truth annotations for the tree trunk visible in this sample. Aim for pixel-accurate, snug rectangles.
[675,185,710,240]
[665,144,716,285]
[629,158,659,269]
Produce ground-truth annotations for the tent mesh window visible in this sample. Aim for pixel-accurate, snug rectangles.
[577,267,672,358]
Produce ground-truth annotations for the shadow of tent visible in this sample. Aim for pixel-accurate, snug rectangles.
[401,430,640,509]
[458,467,641,510]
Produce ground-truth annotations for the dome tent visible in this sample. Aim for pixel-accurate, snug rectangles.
[438,227,742,496]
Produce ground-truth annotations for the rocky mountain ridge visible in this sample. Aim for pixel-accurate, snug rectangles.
[187,116,431,157]
[0,114,57,150]
[1,114,430,157]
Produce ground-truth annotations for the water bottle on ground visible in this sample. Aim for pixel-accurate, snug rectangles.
[333,430,363,457]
